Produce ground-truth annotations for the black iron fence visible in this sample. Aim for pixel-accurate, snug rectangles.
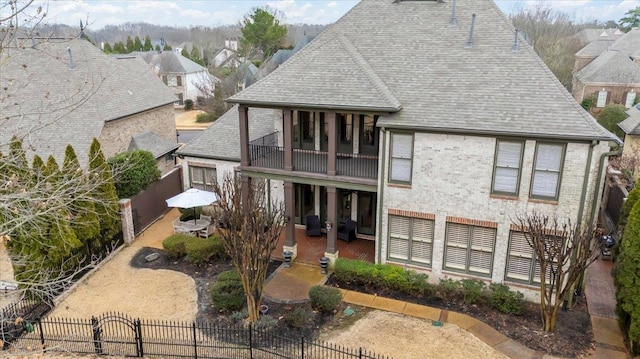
[11,312,392,359]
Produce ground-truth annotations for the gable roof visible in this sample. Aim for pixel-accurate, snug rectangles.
[132,50,206,74]
[575,39,615,58]
[129,130,180,158]
[228,0,614,142]
[575,28,622,45]
[177,105,277,161]
[609,28,640,56]
[619,104,640,135]
[575,50,640,84]
[1,38,177,167]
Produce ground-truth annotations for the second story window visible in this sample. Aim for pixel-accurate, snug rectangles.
[177,75,182,87]
[389,132,413,184]
[492,140,524,196]
[530,142,565,200]
[162,75,168,85]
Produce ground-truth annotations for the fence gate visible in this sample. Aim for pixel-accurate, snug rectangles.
[92,313,142,357]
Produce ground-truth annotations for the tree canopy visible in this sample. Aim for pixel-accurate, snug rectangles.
[619,7,640,32]
[240,7,288,59]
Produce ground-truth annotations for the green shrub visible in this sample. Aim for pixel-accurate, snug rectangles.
[162,234,191,259]
[580,96,595,111]
[184,99,194,110]
[162,234,227,264]
[333,258,432,295]
[108,150,160,198]
[597,104,628,139]
[436,278,461,301]
[230,309,248,323]
[489,284,525,315]
[284,307,311,328]
[460,279,486,304]
[211,270,245,312]
[218,268,241,282]
[255,315,277,329]
[309,285,342,313]
[196,112,216,123]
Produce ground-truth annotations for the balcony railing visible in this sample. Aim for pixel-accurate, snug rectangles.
[247,132,378,179]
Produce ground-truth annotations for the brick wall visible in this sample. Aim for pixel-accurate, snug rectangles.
[99,104,176,160]
[379,131,609,300]
[573,79,640,105]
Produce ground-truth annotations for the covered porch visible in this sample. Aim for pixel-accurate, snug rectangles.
[271,227,375,265]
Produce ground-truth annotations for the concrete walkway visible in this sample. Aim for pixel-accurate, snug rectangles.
[584,259,629,359]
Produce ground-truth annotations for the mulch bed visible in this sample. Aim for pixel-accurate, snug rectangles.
[131,247,593,358]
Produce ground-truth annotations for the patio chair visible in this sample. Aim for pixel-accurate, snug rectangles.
[200,214,212,223]
[198,223,216,238]
[306,215,322,237]
[337,219,357,242]
[174,226,194,236]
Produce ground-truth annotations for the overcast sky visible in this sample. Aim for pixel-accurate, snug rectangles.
[30,0,640,30]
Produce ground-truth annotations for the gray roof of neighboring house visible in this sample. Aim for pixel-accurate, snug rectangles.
[575,39,615,58]
[1,38,177,166]
[228,0,614,142]
[132,50,206,74]
[609,28,640,57]
[177,105,277,161]
[575,50,640,84]
[129,130,180,158]
[575,28,622,44]
[619,104,640,135]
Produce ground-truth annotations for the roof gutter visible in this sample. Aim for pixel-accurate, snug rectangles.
[177,152,241,162]
[224,99,401,113]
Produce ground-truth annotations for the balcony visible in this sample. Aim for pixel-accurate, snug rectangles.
[249,133,378,179]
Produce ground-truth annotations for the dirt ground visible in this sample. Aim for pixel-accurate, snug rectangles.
[174,108,208,129]
[320,310,508,359]
[47,246,197,321]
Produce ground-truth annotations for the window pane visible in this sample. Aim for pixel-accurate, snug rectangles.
[496,141,522,168]
[389,215,410,260]
[411,219,433,265]
[445,223,468,270]
[391,158,411,182]
[535,144,562,171]
[392,134,412,158]
[494,167,518,193]
[532,171,559,197]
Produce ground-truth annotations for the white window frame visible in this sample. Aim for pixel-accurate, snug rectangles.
[492,139,524,196]
[389,133,413,184]
[596,89,607,108]
[387,214,434,267]
[444,222,496,277]
[530,142,565,200]
[189,165,216,191]
[626,91,637,108]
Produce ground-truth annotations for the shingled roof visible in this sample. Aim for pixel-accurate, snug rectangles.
[1,38,177,167]
[619,104,640,136]
[132,50,206,74]
[177,105,277,161]
[129,131,180,158]
[575,50,640,84]
[228,0,614,142]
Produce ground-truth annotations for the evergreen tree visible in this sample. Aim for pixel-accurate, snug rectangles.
[616,197,640,350]
[103,42,112,53]
[143,36,152,51]
[133,36,143,52]
[240,7,288,59]
[619,7,640,32]
[88,139,120,238]
[125,35,134,53]
[63,145,100,244]
[181,47,190,58]
[163,44,172,51]
[155,44,161,51]
[113,41,125,54]
[190,45,204,66]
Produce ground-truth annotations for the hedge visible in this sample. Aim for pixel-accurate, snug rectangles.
[162,234,227,264]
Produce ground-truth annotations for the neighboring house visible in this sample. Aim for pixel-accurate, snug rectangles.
[212,38,241,68]
[259,35,316,77]
[572,29,640,107]
[223,0,617,300]
[618,104,640,177]
[129,131,181,175]
[176,105,277,191]
[132,50,217,106]
[1,37,178,171]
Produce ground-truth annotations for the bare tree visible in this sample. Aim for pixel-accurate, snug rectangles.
[515,213,602,332]
[211,173,286,323]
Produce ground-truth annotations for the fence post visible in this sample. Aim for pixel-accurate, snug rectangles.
[37,318,45,352]
[359,347,362,359]
[134,319,143,357]
[249,323,253,359]
[192,322,198,359]
[91,316,102,355]
[300,336,305,359]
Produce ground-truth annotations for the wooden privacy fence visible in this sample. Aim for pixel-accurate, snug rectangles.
[12,312,392,359]
[130,167,183,234]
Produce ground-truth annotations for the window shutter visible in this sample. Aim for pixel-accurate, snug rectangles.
[390,134,412,182]
[411,218,433,265]
[445,223,468,270]
[494,141,522,193]
[389,215,410,260]
[469,227,495,275]
[532,144,563,197]
[506,232,534,281]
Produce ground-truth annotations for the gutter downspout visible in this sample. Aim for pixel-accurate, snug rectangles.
[376,127,388,264]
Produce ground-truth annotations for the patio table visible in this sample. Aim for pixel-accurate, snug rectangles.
[178,219,211,235]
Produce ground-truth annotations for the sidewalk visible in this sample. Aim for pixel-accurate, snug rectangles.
[584,259,629,359]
